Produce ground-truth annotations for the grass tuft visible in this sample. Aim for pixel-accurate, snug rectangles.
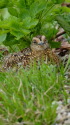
[0,62,69,124]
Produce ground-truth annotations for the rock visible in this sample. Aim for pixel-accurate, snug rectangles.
[64,119,70,125]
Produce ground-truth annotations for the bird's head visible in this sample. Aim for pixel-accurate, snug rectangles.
[30,35,49,51]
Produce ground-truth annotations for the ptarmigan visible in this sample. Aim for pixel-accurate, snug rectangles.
[3,35,60,70]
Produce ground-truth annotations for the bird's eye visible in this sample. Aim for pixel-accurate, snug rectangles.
[33,40,37,44]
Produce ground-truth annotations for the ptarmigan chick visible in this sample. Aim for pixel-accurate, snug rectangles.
[3,35,60,70]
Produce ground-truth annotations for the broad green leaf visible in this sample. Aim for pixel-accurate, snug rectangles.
[10,20,20,31]
[22,17,38,29]
[30,2,39,17]
[56,15,70,34]
[65,0,70,2]
[21,29,30,35]
[0,16,19,29]
[61,6,70,13]
[53,0,65,4]
[30,2,46,17]
[0,34,7,43]
[8,7,18,17]
[42,26,58,40]
[21,17,31,29]
[11,29,30,40]
[26,19,38,29]
[0,20,10,28]
[0,0,9,9]
[16,0,26,9]
[38,1,46,12]
[0,30,9,35]
[3,34,18,46]
[1,8,10,20]
[10,30,24,40]
[19,9,30,19]
[50,41,61,48]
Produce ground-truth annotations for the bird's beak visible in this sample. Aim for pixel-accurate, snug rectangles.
[38,41,45,45]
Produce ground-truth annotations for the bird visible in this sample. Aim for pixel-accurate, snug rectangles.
[2,35,60,70]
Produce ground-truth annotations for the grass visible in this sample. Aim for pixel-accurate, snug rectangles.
[0,62,70,125]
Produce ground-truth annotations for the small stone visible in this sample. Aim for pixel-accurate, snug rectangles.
[67,98,70,104]
[61,111,67,116]
[64,119,70,125]
[67,112,70,118]
[55,124,62,125]
[60,109,67,114]
[56,113,62,121]
[56,105,64,113]
[57,101,63,105]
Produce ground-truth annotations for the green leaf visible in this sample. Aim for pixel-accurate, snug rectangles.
[0,8,10,20]
[0,30,9,35]
[30,2,46,17]
[61,6,70,13]
[0,20,10,28]
[3,34,18,46]
[65,0,70,2]
[22,17,38,29]
[10,19,20,31]
[27,19,38,29]
[50,41,61,48]
[10,30,24,40]
[11,29,30,40]
[8,7,18,17]
[42,26,58,40]
[19,9,30,19]
[21,29,30,35]
[53,0,65,4]
[0,0,9,9]
[56,15,70,34]
[0,34,7,43]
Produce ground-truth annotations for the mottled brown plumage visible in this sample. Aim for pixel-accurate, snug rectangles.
[0,46,9,55]
[3,35,60,70]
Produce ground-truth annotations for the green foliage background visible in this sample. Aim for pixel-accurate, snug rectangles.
[0,0,70,51]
